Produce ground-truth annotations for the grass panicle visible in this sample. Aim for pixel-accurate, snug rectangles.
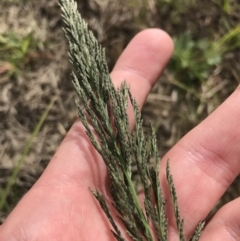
[59,0,205,240]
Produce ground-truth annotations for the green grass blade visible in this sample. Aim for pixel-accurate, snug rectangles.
[0,98,56,211]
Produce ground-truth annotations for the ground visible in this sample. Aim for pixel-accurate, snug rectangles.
[0,0,239,223]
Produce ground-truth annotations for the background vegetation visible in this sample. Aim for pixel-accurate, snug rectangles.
[0,0,239,223]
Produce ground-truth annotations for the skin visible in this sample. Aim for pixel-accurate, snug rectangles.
[0,29,240,241]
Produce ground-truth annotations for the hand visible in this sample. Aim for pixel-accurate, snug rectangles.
[0,29,239,241]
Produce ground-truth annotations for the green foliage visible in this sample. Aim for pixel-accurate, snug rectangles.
[59,0,205,240]
[169,33,221,86]
[0,32,37,76]
[168,24,240,90]
[213,0,233,14]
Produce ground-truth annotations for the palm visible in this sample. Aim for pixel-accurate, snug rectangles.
[1,29,240,241]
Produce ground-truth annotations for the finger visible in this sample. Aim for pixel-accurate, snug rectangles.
[200,198,240,240]
[111,29,173,126]
[160,86,240,238]
[111,28,173,107]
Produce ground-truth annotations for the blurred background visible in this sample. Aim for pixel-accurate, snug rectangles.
[0,0,239,223]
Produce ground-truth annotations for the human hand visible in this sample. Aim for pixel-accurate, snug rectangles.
[0,29,239,241]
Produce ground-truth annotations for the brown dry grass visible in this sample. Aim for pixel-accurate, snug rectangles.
[0,0,239,223]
